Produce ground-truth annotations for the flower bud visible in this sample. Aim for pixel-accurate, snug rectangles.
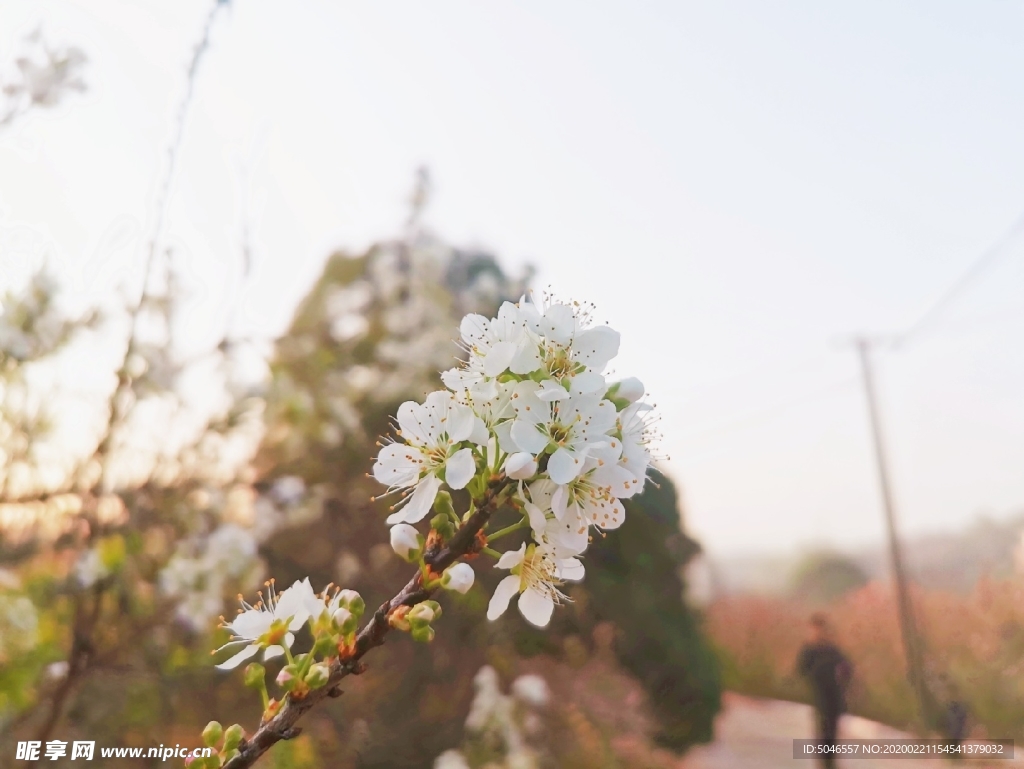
[336,589,365,617]
[614,377,645,403]
[202,721,223,748]
[430,512,455,540]
[408,603,436,628]
[243,663,265,689]
[504,452,538,480]
[440,563,475,594]
[432,489,456,519]
[276,665,300,691]
[304,662,331,689]
[411,624,435,644]
[390,524,423,562]
[332,607,357,635]
[221,749,240,765]
[222,724,245,751]
[313,633,337,657]
[422,600,442,619]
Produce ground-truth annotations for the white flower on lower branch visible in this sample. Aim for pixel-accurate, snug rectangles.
[214,578,322,670]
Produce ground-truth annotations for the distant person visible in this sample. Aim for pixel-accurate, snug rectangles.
[939,675,968,760]
[797,613,853,769]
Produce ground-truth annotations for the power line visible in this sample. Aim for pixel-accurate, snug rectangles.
[897,208,1024,346]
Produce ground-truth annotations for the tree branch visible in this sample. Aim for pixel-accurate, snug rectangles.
[223,484,505,769]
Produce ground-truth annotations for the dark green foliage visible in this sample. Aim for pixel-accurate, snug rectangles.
[584,469,721,750]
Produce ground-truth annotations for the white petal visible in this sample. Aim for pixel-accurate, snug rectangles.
[228,609,273,639]
[441,367,471,392]
[592,462,640,499]
[445,448,476,490]
[537,381,570,401]
[574,325,620,370]
[496,542,526,569]
[518,587,554,627]
[459,313,490,346]
[525,501,547,534]
[551,517,589,554]
[569,371,606,395]
[468,416,489,446]
[495,421,520,453]
[504,452,537,480]
[388,474,442,524]
[484,340,517,377]
[446,402,476,443]
[551,484,570,521]
[372,444,425,488]
[559,558,585,582]
[487,575,521,621]
[397,400,435,445]
[276,578,317,627]
[595,498,626,530]
[548,448,583,485]
[510,419,549,454]
[510,343,542,375]
[216,644,259,670]
[540,304,576,345]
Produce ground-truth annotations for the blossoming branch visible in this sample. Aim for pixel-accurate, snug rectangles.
[197,294,660,768]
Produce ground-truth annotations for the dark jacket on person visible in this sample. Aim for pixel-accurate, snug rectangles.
[797,641,852,717]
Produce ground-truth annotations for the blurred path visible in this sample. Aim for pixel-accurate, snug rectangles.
[680,693,1021,769]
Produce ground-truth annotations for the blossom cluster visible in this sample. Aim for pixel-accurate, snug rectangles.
[373,294,658,627]
[434,665,550,769]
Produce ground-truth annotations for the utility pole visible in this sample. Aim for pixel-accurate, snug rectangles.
[853,337,931,729]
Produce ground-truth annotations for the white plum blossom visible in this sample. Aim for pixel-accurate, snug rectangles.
[373,390,485,524]
[214,578,323,670]
[486,543,584,628]
[367,294,660,628]
[508,384,618,485]
[441,301,539,395]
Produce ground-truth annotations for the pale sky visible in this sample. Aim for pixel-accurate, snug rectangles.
[2,0,1023,557]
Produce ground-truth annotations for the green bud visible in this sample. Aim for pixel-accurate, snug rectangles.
[422,600,442,619]
[411,625,435,644]
[336,589,365,618]
[304,662,330,689]
[201,721,223,748]
[243,663,265,689]
[221,749,240,764]
[432,490,456,519]
[430,513,455,540]
[313,633,336,657]
[222,724,245,751]
[332,607,357,635]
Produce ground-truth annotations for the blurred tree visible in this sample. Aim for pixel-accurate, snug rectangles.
[251,205,720,763]
[790,553,870,605]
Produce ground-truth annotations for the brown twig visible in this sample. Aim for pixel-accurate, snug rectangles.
[223,485,505,769]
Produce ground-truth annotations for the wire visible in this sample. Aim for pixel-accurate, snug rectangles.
[896,208,1024,346]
